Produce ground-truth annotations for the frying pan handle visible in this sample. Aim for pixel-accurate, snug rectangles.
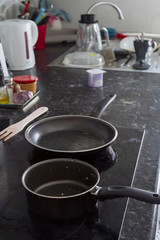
[97,185,160,204]
[90,94,116,118]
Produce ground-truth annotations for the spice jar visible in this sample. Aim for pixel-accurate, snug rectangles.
[13,75,38,95]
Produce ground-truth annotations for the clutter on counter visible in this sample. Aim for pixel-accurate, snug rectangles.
[0,73,39,107]
[0,0,71,54]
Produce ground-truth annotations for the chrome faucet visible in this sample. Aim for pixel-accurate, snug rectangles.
[86,1,124,47]
[87,1,124,20]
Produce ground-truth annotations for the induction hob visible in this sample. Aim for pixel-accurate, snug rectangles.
[0,127,145,240]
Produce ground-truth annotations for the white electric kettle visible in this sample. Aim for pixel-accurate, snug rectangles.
[0,19,38,70]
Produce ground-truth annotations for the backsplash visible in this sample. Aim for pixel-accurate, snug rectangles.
[50,0,160,34]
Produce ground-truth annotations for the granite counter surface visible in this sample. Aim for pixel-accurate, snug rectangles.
[0,43,160,240]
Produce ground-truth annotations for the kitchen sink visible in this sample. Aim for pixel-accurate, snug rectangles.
[48,33,160,74]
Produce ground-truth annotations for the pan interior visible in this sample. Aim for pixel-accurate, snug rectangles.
[38,130,106,151]
[24,159,99,198]
[35,180,89,197]
[26,116,116,152]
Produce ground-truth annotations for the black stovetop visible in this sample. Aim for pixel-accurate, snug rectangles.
[0,127,144,240]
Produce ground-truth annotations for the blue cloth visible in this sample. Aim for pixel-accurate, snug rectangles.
[39,0,52,9]
[49,8,71,22]
[38,0,71,22]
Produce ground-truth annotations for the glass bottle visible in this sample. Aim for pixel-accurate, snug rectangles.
[0,66,9,104]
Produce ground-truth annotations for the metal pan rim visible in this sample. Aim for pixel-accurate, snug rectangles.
[25,115,118,153]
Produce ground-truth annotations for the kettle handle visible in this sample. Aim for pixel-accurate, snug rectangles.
[30,21,38,46]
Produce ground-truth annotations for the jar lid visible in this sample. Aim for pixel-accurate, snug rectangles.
[13,75,38,84]
[79,14,97,24]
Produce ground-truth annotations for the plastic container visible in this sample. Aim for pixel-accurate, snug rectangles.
[13,75,38,94]
[86,69,106,87]
[63,52,105,68]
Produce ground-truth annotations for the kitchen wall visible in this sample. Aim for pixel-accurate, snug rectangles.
[50,0,160,34]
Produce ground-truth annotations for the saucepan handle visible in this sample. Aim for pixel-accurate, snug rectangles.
[97,185,160,204]
[90,94,116,118]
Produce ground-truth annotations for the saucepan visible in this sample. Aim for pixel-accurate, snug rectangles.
[22,158,160,220]
[25,94,118,159]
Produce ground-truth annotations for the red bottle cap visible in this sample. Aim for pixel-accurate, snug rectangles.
[13,75,38,84]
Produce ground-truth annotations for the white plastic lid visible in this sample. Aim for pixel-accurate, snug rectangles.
[86,68,106,74]
[63,52,105,68]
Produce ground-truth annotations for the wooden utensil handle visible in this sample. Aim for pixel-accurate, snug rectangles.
[18,107,48,129]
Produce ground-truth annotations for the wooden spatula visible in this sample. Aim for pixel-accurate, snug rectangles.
[0,106,48,142]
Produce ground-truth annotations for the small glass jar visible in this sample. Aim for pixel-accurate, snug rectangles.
[0,67,9,104]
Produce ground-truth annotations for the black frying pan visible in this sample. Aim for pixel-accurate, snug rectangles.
[22,158,160,220]
[25,95,118,158]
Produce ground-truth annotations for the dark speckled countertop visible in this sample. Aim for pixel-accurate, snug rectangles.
[0,42,160,240]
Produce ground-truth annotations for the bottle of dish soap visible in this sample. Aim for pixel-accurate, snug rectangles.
[0,66,9,104]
